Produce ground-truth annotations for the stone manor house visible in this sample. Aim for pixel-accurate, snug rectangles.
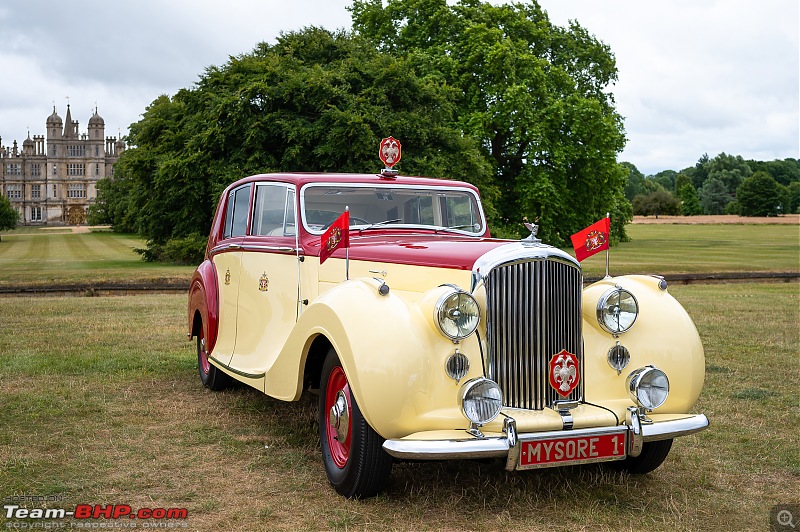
[0,105,125,225]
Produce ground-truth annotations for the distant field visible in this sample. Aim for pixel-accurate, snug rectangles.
[0,284,796,530]
[0,228,195,287]
[0,223,797,288]
[578,223,799,278]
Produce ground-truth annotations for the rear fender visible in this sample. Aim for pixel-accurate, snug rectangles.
[188,260,219,353]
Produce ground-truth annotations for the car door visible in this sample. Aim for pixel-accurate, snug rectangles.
[229,182,301,375]
[210,183,251,366]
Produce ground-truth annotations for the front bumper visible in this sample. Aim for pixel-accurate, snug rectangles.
[382,408,709,471]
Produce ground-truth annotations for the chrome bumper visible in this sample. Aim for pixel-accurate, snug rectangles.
[382,409,709,471]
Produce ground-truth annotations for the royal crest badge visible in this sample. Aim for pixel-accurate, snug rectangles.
[379,136,402,168]
[549,349,580,397]
[259,272,269,292]
[326,227,342,252]
[224,268,231,285]
[584,230,607,253]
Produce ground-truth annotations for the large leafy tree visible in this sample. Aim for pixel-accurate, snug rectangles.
[698,177,731,215]
[96,28,493,257]
[736,171,782,217]
[350,0,630,245]
[0,194,18,240]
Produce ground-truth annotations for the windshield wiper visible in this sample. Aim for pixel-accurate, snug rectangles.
[435,224,480,233]
[358,219,403,232]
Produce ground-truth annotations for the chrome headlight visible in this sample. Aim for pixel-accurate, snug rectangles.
[597,287,639,334]
[460,378,502,425]
[434,288,480,341]
[626,366,669,410]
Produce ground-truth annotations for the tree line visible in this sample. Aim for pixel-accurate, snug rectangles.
[87,0,629,262]
[625,154,800,218]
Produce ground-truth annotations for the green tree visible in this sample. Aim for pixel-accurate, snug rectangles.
[737,171,781,216]
[708,153,752,196]
[0,195,18,240]
[622,162,646,201]
[747,158,800,186]
[651,170,676,192]
[677,183,702,215]
[787,181,800,214]
[698,177,731,215]
[350,0,630,245]
[97,28,494,259]
[632,190,680,218]
[674,172,693,194]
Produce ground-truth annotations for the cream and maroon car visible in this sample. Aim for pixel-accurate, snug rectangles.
[187,171,708,498]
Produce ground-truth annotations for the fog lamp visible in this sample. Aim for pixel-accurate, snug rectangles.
[460,378,502,425]
[626,366,669,410]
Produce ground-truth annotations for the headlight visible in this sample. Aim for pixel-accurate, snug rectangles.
[460,378,502,425]
[597,287,639,334]
[626,366,669,410]
[435,288,480,341]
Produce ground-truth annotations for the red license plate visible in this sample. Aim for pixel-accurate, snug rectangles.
[518,429,627,469]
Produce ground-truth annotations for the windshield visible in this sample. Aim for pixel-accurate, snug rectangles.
[301,184,485,235]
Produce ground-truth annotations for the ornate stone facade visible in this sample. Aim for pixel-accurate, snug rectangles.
[0,105,125,225]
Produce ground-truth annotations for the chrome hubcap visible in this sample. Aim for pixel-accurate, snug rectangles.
[328,391,349,442]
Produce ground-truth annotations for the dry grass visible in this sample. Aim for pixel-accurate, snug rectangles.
[0,285,797,530]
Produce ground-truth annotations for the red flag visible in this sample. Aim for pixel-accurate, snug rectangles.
[319,210,349,264]
[570,217,610,262]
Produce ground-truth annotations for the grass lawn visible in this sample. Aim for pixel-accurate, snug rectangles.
[0,283,797,530]
[0,224,797,288]
[578,223,800,278]
[0,229,195,287]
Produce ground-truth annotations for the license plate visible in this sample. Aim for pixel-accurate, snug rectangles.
[518,429,627,470]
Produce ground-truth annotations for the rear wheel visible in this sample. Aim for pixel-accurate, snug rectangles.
[612,438,673,474]
[197,324,231,391]
[319,349,392,498]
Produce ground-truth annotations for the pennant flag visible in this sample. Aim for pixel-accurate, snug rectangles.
[570,217,610,262]
[320,210,349,264]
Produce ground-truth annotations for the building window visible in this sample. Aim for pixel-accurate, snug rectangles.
[5,163,21,175]
[68,183,86,199]
[53,164,58,176]
[95,164,99,175]
[6,184,22,199]
[31,184,41,199]
[51,184,58,198]
[30,206,42,222]
[31,163,41,176]
[68,145,85,157]
[68,163,85,176]
[95,146,99,156]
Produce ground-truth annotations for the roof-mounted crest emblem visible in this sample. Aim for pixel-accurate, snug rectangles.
[379,136,402,178]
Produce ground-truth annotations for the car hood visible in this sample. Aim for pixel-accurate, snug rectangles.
[309,232,570,271]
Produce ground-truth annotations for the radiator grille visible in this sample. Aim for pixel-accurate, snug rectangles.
[484,258,584,410]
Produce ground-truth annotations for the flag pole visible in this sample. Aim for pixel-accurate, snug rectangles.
[605,212,610,279]
[345,206,350,281]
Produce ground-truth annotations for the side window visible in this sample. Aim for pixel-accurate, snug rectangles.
[223,184,252,239]
[252,183,295,237]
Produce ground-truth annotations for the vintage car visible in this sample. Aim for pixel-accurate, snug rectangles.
[187,166,708,498]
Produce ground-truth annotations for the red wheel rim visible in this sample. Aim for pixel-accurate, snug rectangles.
[198,331,211,375]
[325,366,352,468]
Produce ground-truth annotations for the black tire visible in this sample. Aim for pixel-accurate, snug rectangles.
[612,438,673,474]
[319,349,393,498]
[197,324,231,391]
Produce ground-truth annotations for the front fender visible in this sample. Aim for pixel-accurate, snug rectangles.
[265,278,483,439]
[582,275,705,416]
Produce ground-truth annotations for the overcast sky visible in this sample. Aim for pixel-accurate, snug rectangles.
[0,0,796,176]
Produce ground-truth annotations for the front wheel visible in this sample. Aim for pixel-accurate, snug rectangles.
[319,349,392,498]
[612,438,673,474]
[197,324,231,391]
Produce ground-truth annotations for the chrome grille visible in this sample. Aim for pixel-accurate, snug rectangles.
[484,258,584,410]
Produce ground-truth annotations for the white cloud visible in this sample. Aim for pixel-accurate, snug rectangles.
[1,0,797,175]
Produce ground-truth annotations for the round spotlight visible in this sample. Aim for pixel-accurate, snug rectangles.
[626,366,669,410]
[460,378,502,425]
